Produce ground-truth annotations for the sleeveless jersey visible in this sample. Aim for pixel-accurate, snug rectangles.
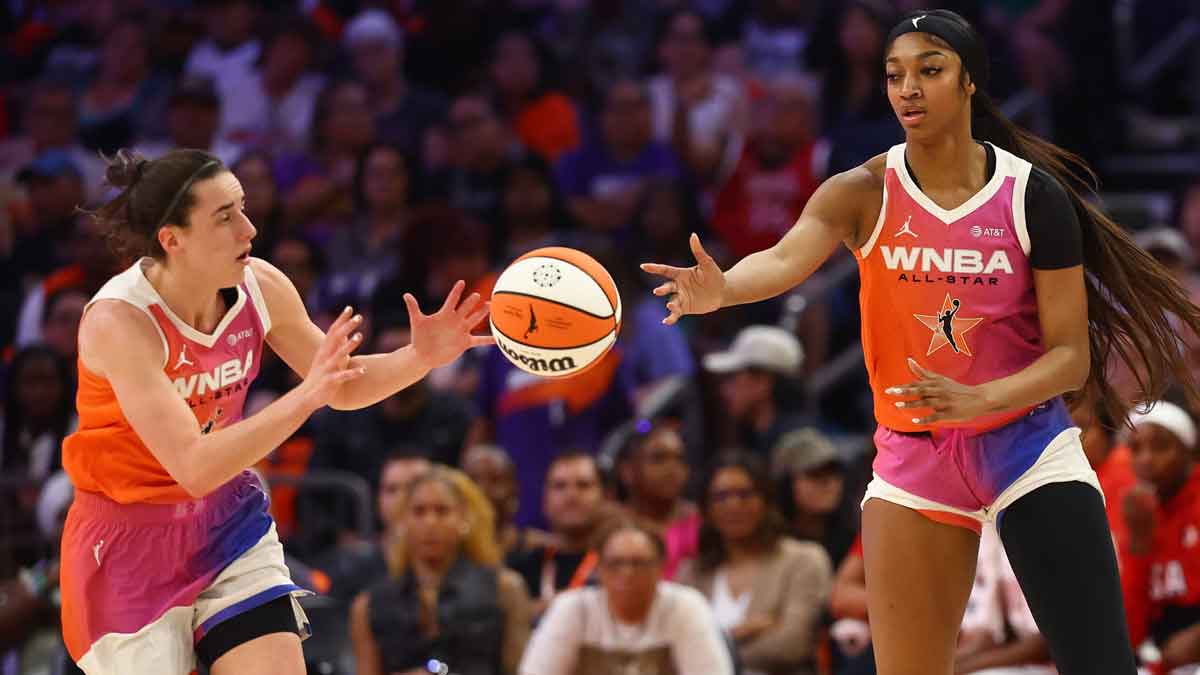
[62,258,272,503]
[855,143,1043,433]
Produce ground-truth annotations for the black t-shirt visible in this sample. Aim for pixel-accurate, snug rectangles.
[904,143,1083,270]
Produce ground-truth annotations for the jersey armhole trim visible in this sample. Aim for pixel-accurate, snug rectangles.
[1012,160,1033,256]
[858,177,889,258]
[243,266,273,335]
[82,298,171,370]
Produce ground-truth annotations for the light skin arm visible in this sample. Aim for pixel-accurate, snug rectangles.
[954,634,1050,674]
[77,298,363,498]
[829,553,869,621]
[889,265,1090,423]
[499,569,533,675]
[642,165,874,324]
[251,258,492,411]
[349,592,384,675]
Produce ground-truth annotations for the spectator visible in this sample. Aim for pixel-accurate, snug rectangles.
[1120,401,1200,671]
[712,74,821,259]
[310,317,476,490]
[955,524,1053,674]
[499,155,576,263]
[231,152,285,255]
[323,143,416,305]
[703,325,808,457]
[277,79,377,232]
[135,75,242,167]
[322,450,432,606]
[9,151,88,286]
[649,9,747,185]
[462,443,553,557]
[266,235,325,315]
[519,521,734,675]
[828,535,874,674]
[219,17,325,153]
[0,346,75,573]
[183,0,262,104]
[739,0,819,80]
[773,428,858,567]
[441,94,524,226]
[0,81,105,199]
[506,451,611,619]
[491,31,582,164]
[556,79,684,237]
[77,16,169,154]
[38,288,88,362]
[342,9,447,161]
[350,467,531,675]
[813,0,902,176]
[677,452,832,675]
[616,419,700,580]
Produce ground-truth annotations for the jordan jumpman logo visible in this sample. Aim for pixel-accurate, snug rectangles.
[174,344,195,370]
[895,215,918,238]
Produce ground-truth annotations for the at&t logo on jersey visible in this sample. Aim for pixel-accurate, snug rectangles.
[880,245,1012,285]
[173,350,254,401]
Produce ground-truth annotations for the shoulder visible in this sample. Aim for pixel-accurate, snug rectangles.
[246,257,306,321]
[673,557,703,586]
[498,567,529,597]
[247,256,291,294]
[78,299,165,374]
[659,581,710,612]
[1025,165,1074,206]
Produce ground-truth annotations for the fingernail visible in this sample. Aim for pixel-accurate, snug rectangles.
[353,315,362,323]
[343,306,351,314]
[912,418,920,424]
[894,402,903,407]
[359,367,366,374]
[353,333,362,341]
[885,388,899,395]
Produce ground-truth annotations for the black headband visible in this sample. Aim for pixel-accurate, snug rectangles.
[155,160,219,230]
[886,10,989,91]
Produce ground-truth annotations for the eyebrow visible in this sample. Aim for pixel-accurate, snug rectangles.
[211,201,236,216]
[885,50,948,63]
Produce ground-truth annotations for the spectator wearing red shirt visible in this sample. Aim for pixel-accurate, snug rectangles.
[1119,401,1200,672]
[712,75,820,259]
[1071,402,1137,548]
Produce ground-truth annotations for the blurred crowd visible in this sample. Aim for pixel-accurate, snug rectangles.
[0,0,1197,674]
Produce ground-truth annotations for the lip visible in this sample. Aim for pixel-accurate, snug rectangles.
[900,108,927,126]
[236,248,251,263]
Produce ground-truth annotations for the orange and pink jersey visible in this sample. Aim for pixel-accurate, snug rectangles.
[62,258,270,503]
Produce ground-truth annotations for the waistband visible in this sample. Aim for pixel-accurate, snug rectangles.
[885,399,1063,441]
[70,472,262,525]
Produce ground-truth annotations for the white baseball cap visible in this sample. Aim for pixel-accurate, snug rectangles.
[703,325,803,377]
[1127,400,1197,448]
[343,9,402,50]
[1135,226,1194,266]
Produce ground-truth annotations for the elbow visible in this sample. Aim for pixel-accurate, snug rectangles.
[1067,345,1091,392]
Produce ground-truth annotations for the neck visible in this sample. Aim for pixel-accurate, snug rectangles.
[411,553,455,583]
[144,261,225,331]
[791,511,827,540]
[608,593,655,624]
[631,494,678,524]
[556,526,595,553]
[904,126,981,191]
[724,537,764,563]
[751,399,777,434]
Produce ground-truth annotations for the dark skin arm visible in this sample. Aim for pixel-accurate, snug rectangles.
[888,265,1090,423]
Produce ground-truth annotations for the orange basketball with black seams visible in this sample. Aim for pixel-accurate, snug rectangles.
[489,247,622,378]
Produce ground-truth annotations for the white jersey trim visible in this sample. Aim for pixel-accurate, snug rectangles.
[893,142,1009,224]
[86,261,171,369]
[131,258,246,349]
[1007,150,1034,256]
[858,147,902,258]
[241,263,272,336]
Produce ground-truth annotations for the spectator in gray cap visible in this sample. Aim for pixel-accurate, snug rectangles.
[704,325,810,458]
[343,8,447,161]
[772,429,858,566]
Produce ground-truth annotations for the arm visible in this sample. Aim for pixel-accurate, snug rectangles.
[642,165,873,325]
[518,593,581,675]
[78,300,363,497]
[1161,621,1200,670]
[829,551,869,620]
[955,635,1050,674]
[251,258,491,411]
[739,544,834,670]
[498,569,533,675]
[349,592,384,675]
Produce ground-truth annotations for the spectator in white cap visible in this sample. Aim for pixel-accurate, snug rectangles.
[1136,226,1195,285]
[704,325,810,457]
[772,429,858,567]
[1119,400,1200,670]
[343,8,447,160]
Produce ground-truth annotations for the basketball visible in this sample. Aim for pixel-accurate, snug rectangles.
[489,247,622,378]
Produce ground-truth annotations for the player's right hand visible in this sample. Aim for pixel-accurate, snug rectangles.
[640,233,725,325]
[300,306,366,410]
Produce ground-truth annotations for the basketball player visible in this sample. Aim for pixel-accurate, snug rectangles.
[59,148,492,675]
[644,10,1200,675]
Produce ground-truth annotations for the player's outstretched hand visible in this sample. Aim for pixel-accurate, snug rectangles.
[640,233,725,325]
[301,306,367,410]
[406,280,494,369]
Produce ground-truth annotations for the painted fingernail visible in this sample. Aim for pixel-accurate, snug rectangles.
[886,388,899,395]
[912,418,920,424]
[343,306,351,314]
[894,402,903,408]
[353,315,362,323]
[352,333,362,341]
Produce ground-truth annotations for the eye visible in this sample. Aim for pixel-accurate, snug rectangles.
[922,67,942,76]
[885,73,900,82]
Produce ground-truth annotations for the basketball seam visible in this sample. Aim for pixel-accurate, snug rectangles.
[492,323,617,351]
[491,290,615,320]
[524,253,620,310]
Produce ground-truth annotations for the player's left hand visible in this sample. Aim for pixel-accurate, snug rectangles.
[405,280,493,369]
[885,358,997,425]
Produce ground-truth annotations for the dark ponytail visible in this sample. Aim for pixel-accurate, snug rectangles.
[88,148,226,262]
[889,8,1200,425]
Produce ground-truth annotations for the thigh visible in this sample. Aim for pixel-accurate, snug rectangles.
[998,481,1137,675]
[209,632,305,675]
[75,607,195,675]
[862,498,980,675]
